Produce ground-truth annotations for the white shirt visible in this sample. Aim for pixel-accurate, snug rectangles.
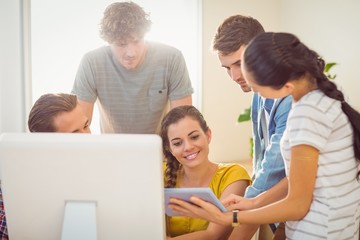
[281,90,360,239]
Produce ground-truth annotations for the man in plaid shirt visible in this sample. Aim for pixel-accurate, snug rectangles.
[0,188,8,240]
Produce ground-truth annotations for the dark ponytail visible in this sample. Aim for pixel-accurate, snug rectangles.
[313,55,360,179]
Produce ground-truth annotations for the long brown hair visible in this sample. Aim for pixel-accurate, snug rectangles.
[160,105,209,188]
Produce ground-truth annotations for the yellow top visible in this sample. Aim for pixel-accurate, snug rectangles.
[166,163,251,237]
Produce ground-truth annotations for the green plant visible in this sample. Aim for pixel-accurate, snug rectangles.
[237,106,253,157]
[324,62,338,80]
[237,107,251,122]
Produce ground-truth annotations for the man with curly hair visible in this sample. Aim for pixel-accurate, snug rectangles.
[72,1,193,134]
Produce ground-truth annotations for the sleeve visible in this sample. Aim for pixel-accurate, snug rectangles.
[71,52,98,103]
[167,49,194,100]
[211,164,251,198]
[245,96,292,198]
[287,103,332,150]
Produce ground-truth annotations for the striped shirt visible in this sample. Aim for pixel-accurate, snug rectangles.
[72,42,193,133]
[281,90,360,240]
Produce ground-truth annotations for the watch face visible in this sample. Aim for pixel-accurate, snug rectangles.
[232,210,240,227]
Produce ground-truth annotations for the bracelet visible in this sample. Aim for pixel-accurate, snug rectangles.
[232,210,240,227]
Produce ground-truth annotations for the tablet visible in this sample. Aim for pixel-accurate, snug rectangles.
[164,188,227,216]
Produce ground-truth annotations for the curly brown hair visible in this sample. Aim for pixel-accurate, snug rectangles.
[99,1,152,43]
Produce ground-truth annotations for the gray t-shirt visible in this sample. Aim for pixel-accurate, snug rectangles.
[72,42,193,133]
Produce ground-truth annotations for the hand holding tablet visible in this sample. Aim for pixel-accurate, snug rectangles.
[164,188,227,216]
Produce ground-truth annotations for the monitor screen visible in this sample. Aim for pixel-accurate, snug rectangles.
[0,133,165,240]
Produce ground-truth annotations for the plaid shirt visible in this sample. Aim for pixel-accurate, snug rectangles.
[0,188,8,240]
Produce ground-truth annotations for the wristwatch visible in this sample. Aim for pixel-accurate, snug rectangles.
[232,210,240,227]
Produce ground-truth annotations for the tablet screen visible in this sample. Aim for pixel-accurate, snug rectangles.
[164,188,227,216]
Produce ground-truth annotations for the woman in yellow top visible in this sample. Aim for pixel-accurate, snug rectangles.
[160,105,251,239]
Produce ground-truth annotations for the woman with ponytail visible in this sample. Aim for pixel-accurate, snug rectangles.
[168,33,360,240]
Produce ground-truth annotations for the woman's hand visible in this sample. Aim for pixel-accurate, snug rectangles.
[168,196,232,226]
[222,194,255,211]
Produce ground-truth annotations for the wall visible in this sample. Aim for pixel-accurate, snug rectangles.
[202,0,360,163]
[0,0,25,134]
[280,0,360,109]
[202,0,282,163]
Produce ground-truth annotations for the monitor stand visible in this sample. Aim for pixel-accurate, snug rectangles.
[61,201,97,240]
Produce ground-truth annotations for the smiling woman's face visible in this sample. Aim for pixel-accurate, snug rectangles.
[167,116,211,168]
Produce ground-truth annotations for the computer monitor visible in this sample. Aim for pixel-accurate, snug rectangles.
[0,133,165,240]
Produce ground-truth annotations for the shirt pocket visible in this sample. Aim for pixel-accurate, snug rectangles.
[149,88,168,112]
